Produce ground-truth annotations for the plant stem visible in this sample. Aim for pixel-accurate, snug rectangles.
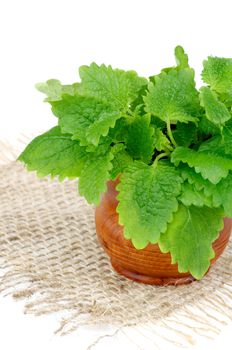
[164,144,174,152]
[126,109,134,117]
[167,118,177,148]
[152,152,168,169]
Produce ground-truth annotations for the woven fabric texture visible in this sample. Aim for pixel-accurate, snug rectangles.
[0,149,232,346]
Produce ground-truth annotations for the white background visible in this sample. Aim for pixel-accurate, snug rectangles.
[0,0,232,349]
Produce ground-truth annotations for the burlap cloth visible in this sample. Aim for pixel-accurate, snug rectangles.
[0,139,232,348]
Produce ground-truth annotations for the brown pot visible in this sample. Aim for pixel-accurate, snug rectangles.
[95,179,232,286]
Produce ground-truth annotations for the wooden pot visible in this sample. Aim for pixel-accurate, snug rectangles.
[95,179,232,286]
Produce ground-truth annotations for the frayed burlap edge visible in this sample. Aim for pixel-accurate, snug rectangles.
[0,137,231,349]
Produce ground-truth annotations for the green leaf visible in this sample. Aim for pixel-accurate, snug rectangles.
[159,204,224,279]
[144,69,200,124]
[171,146,232,184]
[107,118,128,143]
[78,149,113,205]
[51,95,121,146]
[150,116,166,130]
[182,161,232,216]
[79,62,147,109]
[150,46,190,80]
[36,79,79,102]
[198,135,227,155]
[198,115,220,136]
[180,164,215,196]
[109,144,133,180]
[210,173,232,216]
[153,127,171,151]
[86,112,122,146]
[116,161,182,249]
[173,122,197,147]
[222,119,232,154]
[199,86,231,125]
[130,85,149,111]
[175,45,189,69]
[18,126,86,180]
[125,114,155,163]
[179,182,213,207]
[202,56,232,103]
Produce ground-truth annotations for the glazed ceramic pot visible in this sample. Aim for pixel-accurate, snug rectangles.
[95,179,232,286]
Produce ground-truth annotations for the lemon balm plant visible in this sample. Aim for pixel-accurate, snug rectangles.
[19,46,232,283]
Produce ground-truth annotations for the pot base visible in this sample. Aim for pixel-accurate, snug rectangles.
[111,261,195,286]
[96,180,232,286]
